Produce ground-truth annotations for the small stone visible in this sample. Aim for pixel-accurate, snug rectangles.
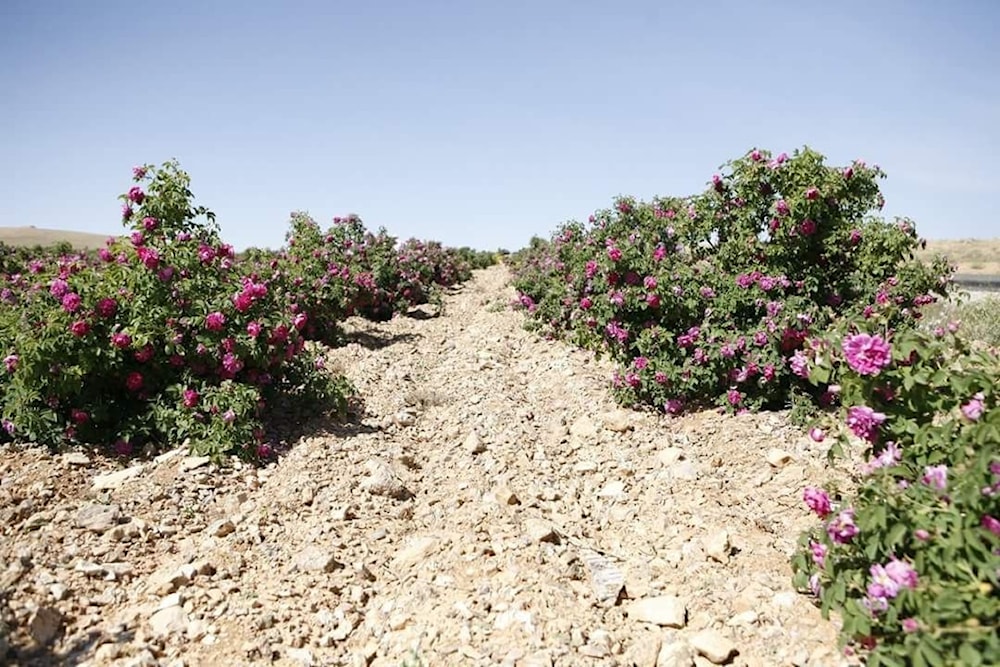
[670,461,700,481]
[579,628,612,658]
[601,410,633,433]
[330,619,354,641]
[29,606,62,645]
[657,641,695,667]
[49,583,68,601]
[524,518,560,544]
[359,458,411,500]
[62,452,91,466]
[159,592,184,610]
[103,562,133,580]
[493,486,520,505]
[148,566,189,595]
[726,611,758,627]
[622,633,662,667]
[580,549,625,604]
[519,651,553,667]
[391,535,438,571]
[285,647,315,666]
[766,449,794,467]
[75,503,121,532]
[690,630,737,664]
[657,447,685,465]
[294,546,343,573]
[392,410,417,428]
[464,431,486,454]
[149,605,188,636]
[75,561,105,577]
[181,456,211,471]
[569,416,599,440]
[92,465,144,491]
[153,447,185,464]
[628,596,687,628]
[598,480,626,498]
[208,518,236,537]
[331,505,357,521]
[704,530,731,563]
[771,591,797,609]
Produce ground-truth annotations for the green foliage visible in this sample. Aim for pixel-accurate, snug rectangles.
[791,323,999,663]
[0,161,354,460]
[510,147,951,414]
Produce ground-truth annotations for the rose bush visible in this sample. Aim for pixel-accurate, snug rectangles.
[0,161,353,459]
[792,323,999,666]
[511,147,952,414]
[279,213,493,342]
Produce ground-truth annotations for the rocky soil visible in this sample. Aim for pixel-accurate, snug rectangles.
[1,265,860,667]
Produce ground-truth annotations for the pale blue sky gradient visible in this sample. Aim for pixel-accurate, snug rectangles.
[2,0,998,251]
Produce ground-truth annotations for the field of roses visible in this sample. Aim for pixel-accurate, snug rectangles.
[0,160,492,461]
[510,147,997,665]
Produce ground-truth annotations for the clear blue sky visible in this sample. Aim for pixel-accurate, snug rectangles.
[2,0,998,251]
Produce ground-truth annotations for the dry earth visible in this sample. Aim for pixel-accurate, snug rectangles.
[919,238,1000,276]
[1,266,864,667]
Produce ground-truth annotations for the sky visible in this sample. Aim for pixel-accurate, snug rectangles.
[1,0,998,252]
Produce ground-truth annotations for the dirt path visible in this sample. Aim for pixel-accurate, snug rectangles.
[1,266,856,667]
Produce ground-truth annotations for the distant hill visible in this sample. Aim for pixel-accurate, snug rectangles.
[919,238,1000,276]
[0,226,113,250]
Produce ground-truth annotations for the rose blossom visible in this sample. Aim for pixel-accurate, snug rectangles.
[842,333,892,375]
[846,405,887,443]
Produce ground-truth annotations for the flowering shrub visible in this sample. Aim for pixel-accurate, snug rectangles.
[280,213,492,340]
[791,324,999,665]
[511,147,952,414]
[0,161,353,459]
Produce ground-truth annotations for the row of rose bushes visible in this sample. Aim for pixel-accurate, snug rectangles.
[510,147,952,414]
[0,161,491,460]
[508,147,996,663]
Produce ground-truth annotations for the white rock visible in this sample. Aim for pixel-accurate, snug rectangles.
[766,449,794,467]
[524,518,560,544]
[359,458,411,499]
[159,592,184,610]
[286,647,315,666]
[391,535,438,571]
[601,410,633,432]
[598,480,626,498]
[62,452,91,466]
[294,547,343,573]
[670,461,700,481]
[690,629,737,664]
[149,605,188,636]
[726,610,758,627]
[569,415,599,439]
[580,549,625,605]
[181,456,211,471]
[75,503,121,532]
[658,447,685,465]
[464,431,486,454]
[622,633,662,667]
[703,530,731,563]
[657,640,695,667]
[628,596,687,628]
[92,465,144,490]
[208,518,236,537]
